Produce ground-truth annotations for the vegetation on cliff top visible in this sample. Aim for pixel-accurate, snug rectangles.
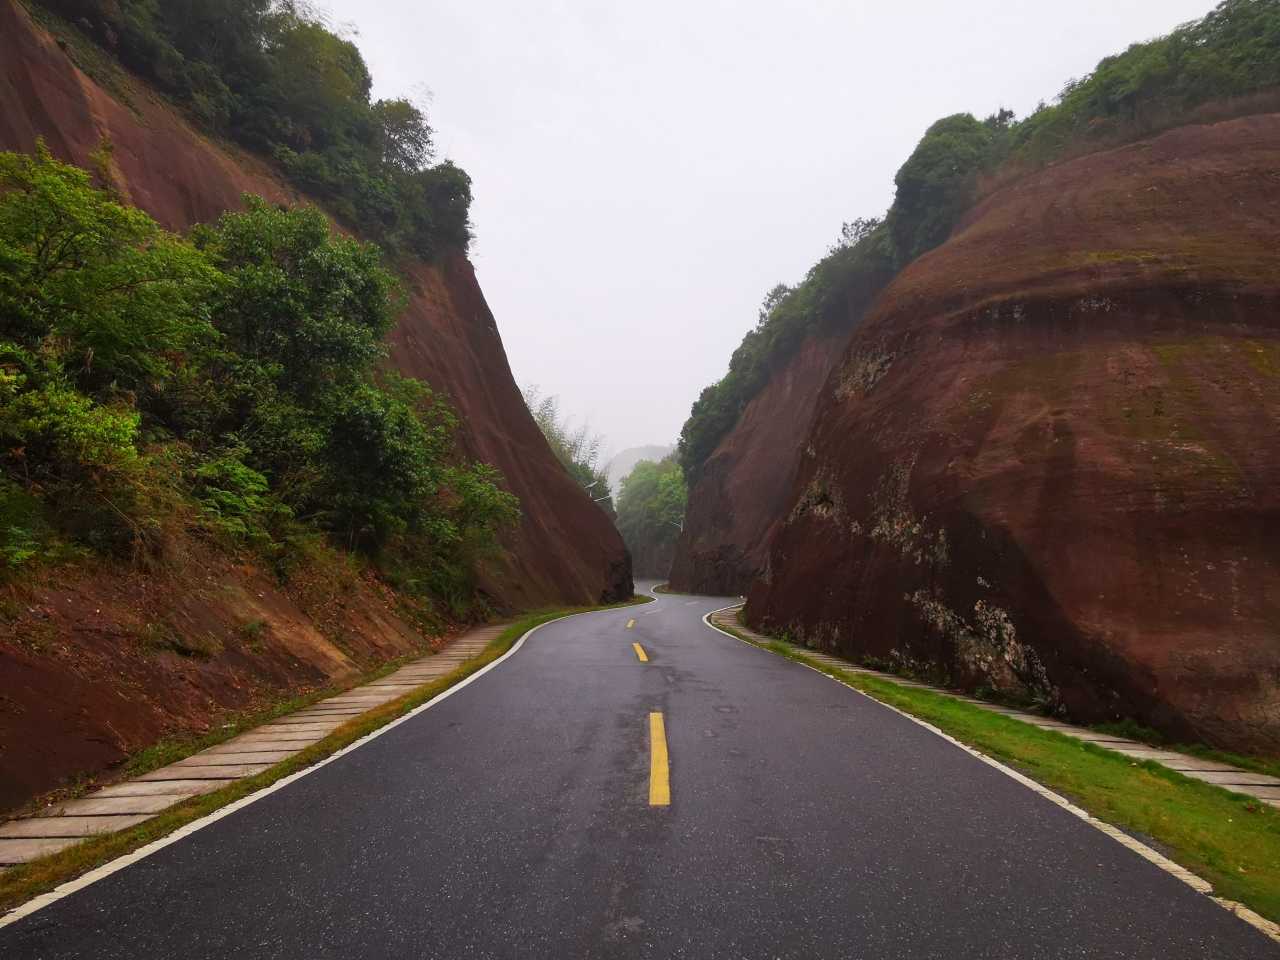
[0,147,517,616]
[1011,0,1280,165]
[31,0,471,260]
[614,456,686,578]
[677,0,1280,481]
[523,385,614,517]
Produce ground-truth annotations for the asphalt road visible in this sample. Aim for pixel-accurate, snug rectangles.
[3,583,1274,958]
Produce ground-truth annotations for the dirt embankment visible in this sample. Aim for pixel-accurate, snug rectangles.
[670,334,847,595]
[748,113,1280,753]
[0,0,630,812]
[0,542,436,814]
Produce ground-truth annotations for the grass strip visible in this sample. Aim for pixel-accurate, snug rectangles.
[717,622,1280,924]
[1087,719,1280,782]
[0,596,649,913]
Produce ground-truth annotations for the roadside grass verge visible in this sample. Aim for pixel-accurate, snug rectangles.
[716,622,1280,925]
[0,596,650,914]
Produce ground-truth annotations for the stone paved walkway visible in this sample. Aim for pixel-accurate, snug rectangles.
[0,622,507,867]
[709,606,1280,809]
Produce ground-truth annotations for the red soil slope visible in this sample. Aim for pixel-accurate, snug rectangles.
[0,541,437,813]
[670,333,846,594]
[749,114,1280,753]
[0,0,630,608]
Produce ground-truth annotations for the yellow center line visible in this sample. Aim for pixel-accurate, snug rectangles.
[626,618,636,629]
[632,642,648,662]
[649,712,670,806]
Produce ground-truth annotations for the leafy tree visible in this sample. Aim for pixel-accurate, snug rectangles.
[376,98,435,173]
[248,15,373,151]
[195,198,396,398]
[887,114,1001,263]
[34,0,472,259]
[615,457,686,578]
[0,148,517,611]
[0,143,220,395]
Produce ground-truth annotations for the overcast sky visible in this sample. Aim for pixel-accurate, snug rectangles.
[321,0,1213,458]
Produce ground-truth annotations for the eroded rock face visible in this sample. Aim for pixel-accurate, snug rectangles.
[670,334,846,596]
[0,0,631,608]
[749,114,1280,753]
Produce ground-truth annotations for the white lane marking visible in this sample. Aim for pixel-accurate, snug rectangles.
[0,608,615,929]
[700,605,1280,946]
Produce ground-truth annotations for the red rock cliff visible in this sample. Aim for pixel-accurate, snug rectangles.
[749,114,1280,753]
[669,333,845,595]
[0,0,631,608]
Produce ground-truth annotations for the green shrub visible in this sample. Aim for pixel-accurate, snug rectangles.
[192,449,288,542]
[888,114,1005,263]
[1013,0,1280,165]
[0,347,139,473]
[0,478,52,568]
[0,148,517,610]
[0,144,220,395]
[33,0,472,260]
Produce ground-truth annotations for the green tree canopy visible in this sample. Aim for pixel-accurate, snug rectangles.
[35,0,472,259]
[0,144,220,395]
[1013,0,1280,164]
[615,457,686,578]
[0,147,516,614]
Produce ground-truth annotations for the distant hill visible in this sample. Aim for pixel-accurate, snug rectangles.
[606,445,674,495]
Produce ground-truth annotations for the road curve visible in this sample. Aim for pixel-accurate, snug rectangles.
[2,583,1274,958]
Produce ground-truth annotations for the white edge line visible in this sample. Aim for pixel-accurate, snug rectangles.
[700,603,1280,946]
[0,605,623,930]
